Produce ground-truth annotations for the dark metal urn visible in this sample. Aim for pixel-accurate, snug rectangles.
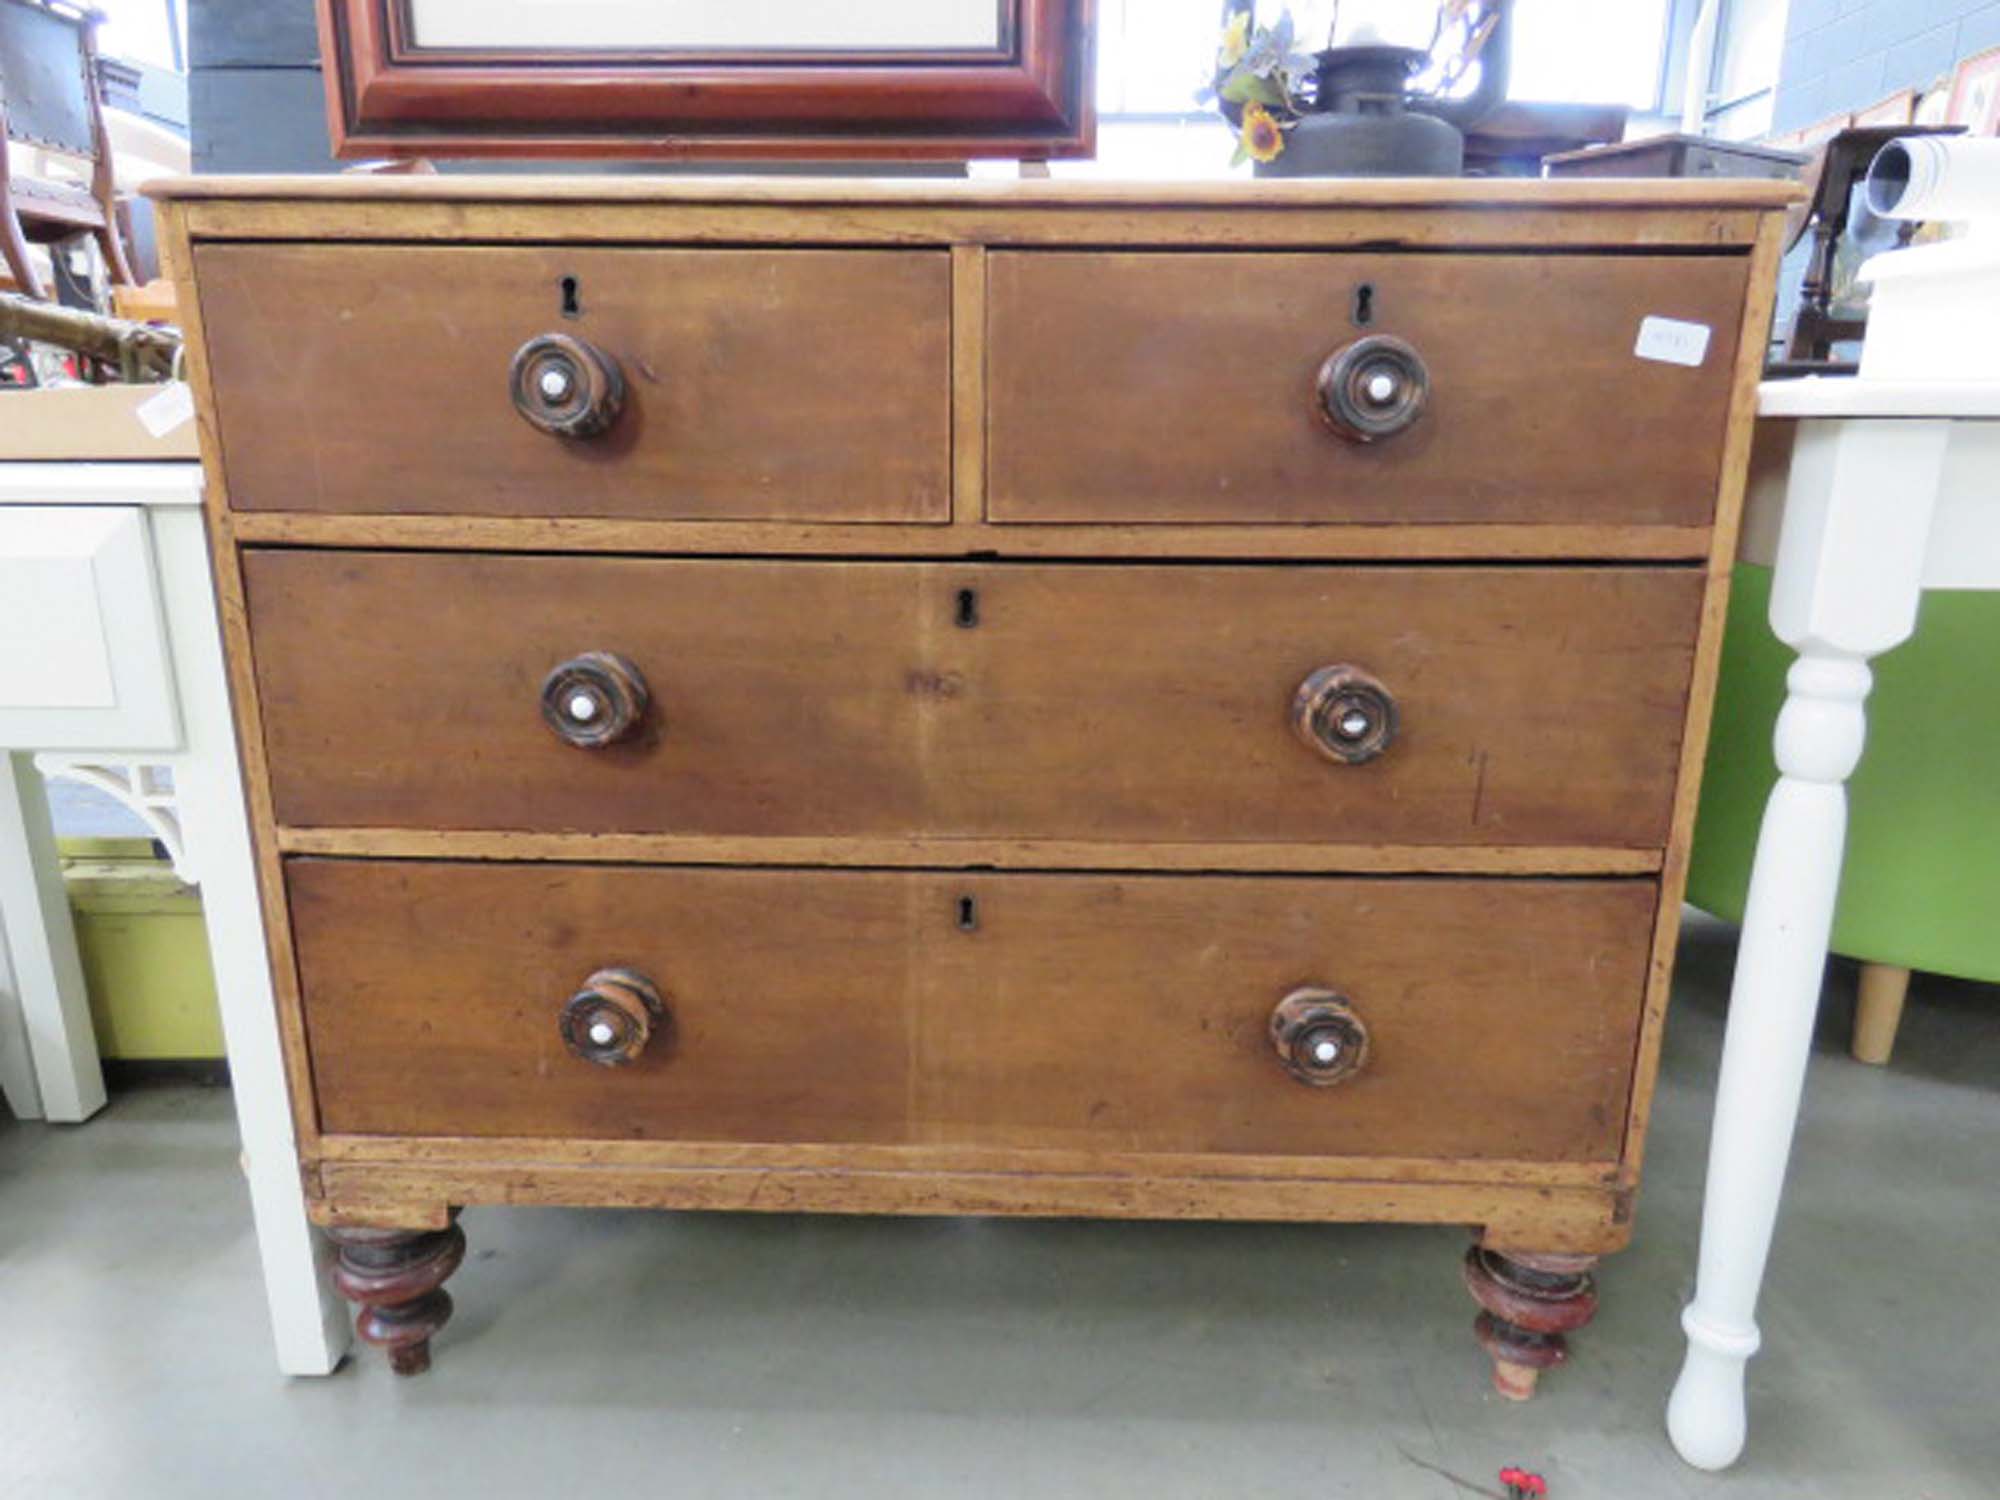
[1256,44,1463,178]
[1216,1,1513,179]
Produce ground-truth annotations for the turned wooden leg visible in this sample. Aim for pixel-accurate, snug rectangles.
[326,1213,466,1376]
[1463,1245,1599,1401]
[1851,963,1911,1065]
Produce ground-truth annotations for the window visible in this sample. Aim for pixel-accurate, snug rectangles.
[1096,0,1233,118]
[1095,1,1675,118]
[1508,0,1670,110]
[90,0,185,73]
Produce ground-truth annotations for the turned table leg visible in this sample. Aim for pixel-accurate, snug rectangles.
[0,752,106,1121]
[1668,647,1871,1466]
[1667,416,1945,1470]
[326,1214,466,1376]
[1463,1245,1599,1400]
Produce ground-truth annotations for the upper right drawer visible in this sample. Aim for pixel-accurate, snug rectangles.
[986,251,1747,527]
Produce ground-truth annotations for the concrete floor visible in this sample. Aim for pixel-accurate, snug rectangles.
[2,914,1995,1499]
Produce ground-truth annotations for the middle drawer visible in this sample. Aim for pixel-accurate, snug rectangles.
[245,551,1702,850]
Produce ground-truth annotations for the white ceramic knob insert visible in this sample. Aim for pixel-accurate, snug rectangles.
[1365,372,1397,404]
[567,693,599,722]
[539,367,574,401]
[588,1020,616,1046]
[1340,712,1370,737]
[1313,1038,1340,1064]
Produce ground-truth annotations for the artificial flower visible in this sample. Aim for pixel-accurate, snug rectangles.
[1218,8,1251,67]
[1239,8,1317,93]
[1239,102,1285,163]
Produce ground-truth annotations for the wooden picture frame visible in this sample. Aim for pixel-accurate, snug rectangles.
[315,0,1097,161]
[1947,45,2000,135]
[1851,89,1915,129]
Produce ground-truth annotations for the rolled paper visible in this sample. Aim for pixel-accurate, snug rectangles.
[1866,135,2000,224]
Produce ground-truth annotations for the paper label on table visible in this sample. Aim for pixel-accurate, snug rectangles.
[136,382,195,438]
[1634,316,1712,369]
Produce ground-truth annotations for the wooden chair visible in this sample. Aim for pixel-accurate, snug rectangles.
[0,0,135,300]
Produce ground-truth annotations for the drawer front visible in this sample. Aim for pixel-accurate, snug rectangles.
[194,244,951,523]
[987,251,1746,526]
[294,859,1653,1161]
[246,552,1702,850]
[0,506,178,751]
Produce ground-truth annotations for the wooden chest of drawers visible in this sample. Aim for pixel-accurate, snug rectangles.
[154,176,1790,1390]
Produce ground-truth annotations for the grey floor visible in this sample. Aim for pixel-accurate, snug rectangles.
[2,915,1995,1500]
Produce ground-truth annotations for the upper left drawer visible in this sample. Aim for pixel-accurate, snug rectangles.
[192,244,953,523]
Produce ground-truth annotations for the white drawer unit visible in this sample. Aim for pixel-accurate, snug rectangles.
[0,447,346,1378]
[0,504,179,750]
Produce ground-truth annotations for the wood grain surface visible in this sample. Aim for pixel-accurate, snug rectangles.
[291,859,1655,1163]
[1618,209,1792,1186]
[167,198,1779,253]
[149,180,1792,1254]
[309,1160,1629,1251]
[243,552,1704,851]
[146,175,1799,209]
[989,251,1747,527]
[223,510,1718,562]
[272,828,1663,876]
[194,242,952,520]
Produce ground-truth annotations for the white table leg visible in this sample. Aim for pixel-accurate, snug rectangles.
[0,750,106,1122]
[152,507,348,1375]
[1667,648,1870,1467]
[1668,417,1946,1469]
[0,890,44,1117]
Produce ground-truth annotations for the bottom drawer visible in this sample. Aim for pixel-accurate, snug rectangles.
[291,860,1656,1162]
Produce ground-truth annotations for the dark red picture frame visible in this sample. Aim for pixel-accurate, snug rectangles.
[315,0,1097,160]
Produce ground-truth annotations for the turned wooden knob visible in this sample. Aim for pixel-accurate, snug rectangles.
[559,967,668,1067]
[509,332,625,438]
[1269,987,1370,1087]
[1315,335,1429,443]
[1291,664,1397,765]
[540,652,649,748]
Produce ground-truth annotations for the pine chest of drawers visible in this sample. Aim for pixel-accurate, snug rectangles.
[154,176,1790,1388]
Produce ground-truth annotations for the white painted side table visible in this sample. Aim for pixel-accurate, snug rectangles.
[1670,133,2000,1468]
[1666,378,2000,1469]
[0,448,348,1376]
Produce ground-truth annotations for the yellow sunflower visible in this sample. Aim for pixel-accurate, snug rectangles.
[1240,102,1285,163]
[1218,10,1250,67]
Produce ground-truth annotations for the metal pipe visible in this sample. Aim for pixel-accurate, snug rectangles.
[0,293,181,381]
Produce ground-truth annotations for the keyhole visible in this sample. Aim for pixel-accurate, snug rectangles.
[560,275,582,318]
[1353,284,1374,326]
[955,588,980,628]
[957,895,979,932]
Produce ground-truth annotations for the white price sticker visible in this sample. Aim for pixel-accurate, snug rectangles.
[1634,316,1712,369]
[136,381,195,438]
